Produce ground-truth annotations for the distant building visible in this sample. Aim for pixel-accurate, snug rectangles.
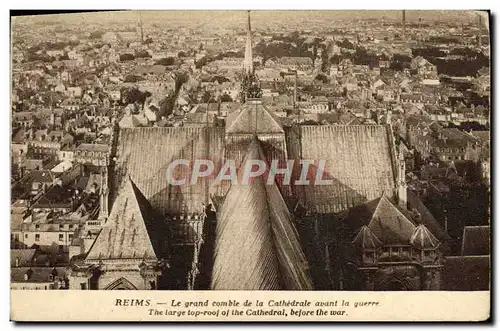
[73,143,109,167]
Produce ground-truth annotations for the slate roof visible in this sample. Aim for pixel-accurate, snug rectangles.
[11,249,36,267]
[287,125,397,214]
[29,170,54,184]
[11,267,67,283]
[365,196,416,245]
[129,65,167,76]
[343,195,443,248]
[462,226,490,256]
[212,138,312,290]
[85,177,165,262]
[225,99,284,134]
[471,130,490,144]
[351,226,383,249]
[113,127,226,216]
[115,121,398,217]
[410,224,440,249]
[76,143,109,153]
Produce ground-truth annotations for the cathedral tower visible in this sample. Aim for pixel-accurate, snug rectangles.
[244,10,254,76]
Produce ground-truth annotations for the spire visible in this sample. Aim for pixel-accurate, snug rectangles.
[397,144,407,209]
[247,9,251,32]
[244,10,254,76]
[410,224,440,249]
[98,170,109,220]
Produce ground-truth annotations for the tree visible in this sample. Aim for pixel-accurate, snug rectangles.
[89,31,104,39]
[201,91,213,103]
[329,55,342,65]
[119,53,135,62]
[155,57,175,66]
[211,76,230,84]
[59,52,70,60]
[122,88,150,106]
[159,95,175,118]
[124,75,144,83]
[315,73,329,84]
[220,93,233,102]
[136,50,151,58]
[336,38,354,49]
[174,72,189,92]
[195,57,209,69]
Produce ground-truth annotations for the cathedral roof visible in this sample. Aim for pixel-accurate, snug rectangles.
[115,124,398,219]
[366,195,416,245]
[225,99,284,134]
[211,138,312,290]
[113,126,226,216]
[85,177,165,262]
[343,195,419,246]
[288,125,397,214]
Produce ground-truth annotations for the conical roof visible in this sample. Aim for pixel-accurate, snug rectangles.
[211,138,312,290]
[85,177,161,262]
[352,225,383,249]
[410,224,440,249]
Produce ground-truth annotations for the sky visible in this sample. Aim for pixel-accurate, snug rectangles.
[12,10,487,28]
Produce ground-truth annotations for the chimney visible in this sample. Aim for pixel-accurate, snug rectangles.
[478,14,482,47]
[402,10,406,40]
